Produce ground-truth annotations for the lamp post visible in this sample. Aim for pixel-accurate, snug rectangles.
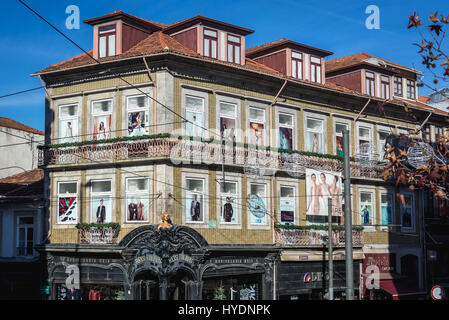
[328,197,334,300]
[343,129,354,300]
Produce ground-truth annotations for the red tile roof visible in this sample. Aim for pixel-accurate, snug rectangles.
[418,96,430,104]
[0,117,44,135]
[326,52,422,75]
[0,169,44,184]
[0,169,44,199]
[246,38,333,57]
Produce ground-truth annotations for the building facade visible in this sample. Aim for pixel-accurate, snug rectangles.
[33,10,445,300]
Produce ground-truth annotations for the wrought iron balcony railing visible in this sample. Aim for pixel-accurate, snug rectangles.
[275,228,363,247]
[38,137,382,179]
[78,226,118,244]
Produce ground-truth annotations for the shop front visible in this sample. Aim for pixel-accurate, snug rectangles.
[277,250,362,300]
[38,222,278,300]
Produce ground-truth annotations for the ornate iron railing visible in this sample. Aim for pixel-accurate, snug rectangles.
[39,138,382,178]
[78,226,118,244]
[274,228,363,247]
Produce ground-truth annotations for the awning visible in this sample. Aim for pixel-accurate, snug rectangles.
[362,273,426,300]
[379,279,426,300]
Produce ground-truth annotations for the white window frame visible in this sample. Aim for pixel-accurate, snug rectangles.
[377,127,391,161]
[333,118,351,156]
[278,111,295,150]
[90,179,112,223]
[57,181,78,225]
[15,214,35,257]
[218,99,238,142]
[216,178,241,229]
[304,112,327,154]
[358,188,376,231]
[400,191,415,233]
[182,89,208,139]
[91,98,113,140]
[247,179,271,230]
[58,104,79,143]
[125,177,150,224]
[279,185,296,225]
[247,105,267,147]
[379,188,395,230]
[182,172,209,228]
[126,95,150,137]
[356,123,373,157]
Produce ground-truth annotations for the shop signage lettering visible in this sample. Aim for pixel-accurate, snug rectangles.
[133,253,163,267]
[58,257,115,264]
[169,253,194,266]
[211,258,261,265]
[302,272,329,282]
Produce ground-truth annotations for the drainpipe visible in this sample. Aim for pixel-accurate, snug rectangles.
[38,75,53,243]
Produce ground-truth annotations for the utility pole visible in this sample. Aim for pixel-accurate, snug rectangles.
[328,197,334,300]
[343,129,354,300]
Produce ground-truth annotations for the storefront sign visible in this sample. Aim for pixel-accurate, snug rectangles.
[133,253,163,268]
[210,258,263,265]
[363,253,395,273]
[302,272,329,282]
[169,253,194,266]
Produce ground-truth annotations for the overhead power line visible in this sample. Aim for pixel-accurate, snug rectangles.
[0,86,43,99]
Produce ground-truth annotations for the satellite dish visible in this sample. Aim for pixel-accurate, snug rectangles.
[247,194,266,218]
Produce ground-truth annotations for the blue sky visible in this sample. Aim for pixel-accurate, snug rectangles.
[1,0,449,132]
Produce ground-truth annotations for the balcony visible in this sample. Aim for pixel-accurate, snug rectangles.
[275,227,363,247]
[38,136,382,179]
[77,224,120,244]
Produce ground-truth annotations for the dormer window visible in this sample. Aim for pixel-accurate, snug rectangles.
[99,25,116,58]
[407,79,416,99]
[380,75,390,99]
[291,52,303,79]
[310,56,321,83]
[394,76,403,97]
[365,71,375,96]
[227,35,241,64]
[203,29,218,59]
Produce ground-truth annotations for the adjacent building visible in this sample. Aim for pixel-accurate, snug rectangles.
[32,10,448,300]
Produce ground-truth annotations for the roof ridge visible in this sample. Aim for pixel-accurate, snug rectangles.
[0,117,44,135]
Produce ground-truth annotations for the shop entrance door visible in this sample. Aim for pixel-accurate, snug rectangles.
[168,269,193,300]
[134,271,159,300]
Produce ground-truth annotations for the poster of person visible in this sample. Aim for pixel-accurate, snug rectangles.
[279,127,292,150]
[92,114,112,141]
[361,204,373,225]
[220,117,236,142]
[249,122,264,146]
[128,111,149,137]
[280,199,294,223]
[401,195,413,228]
[306,132,322,153]
[126,196,149,222]
[58,197,77,223]
[305,168,343,217]
[381,195,393,226]
[186,193,203,222]
[91,196,111,223]
[186,111,203,138]
[336,135,344,157]
[248,192,267,225]
[220,196,236,223]
[59,119,78,144]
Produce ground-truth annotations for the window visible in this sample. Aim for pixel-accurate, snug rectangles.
[280,186,295,224]
[99,25,116,58]
[365,71,375,96]
[380,75,390,99]
[219,181,238,224]
[400,193,414,231]
[279,113,294,150]
[203,29,218,59]
[394,76,403,96]
[185,95,205,138]
[310,56,322,83]
[306,118,324,153]
[58,182,78,224]
[335,122,349,157]
[126,178,149,223]
[59,104,79,144]
[227,35,241,64]
[186,178,205,223]
[358,126,372,157]
[360,192,374,225]
[378,130,390,161]
[248,107,266,146]
[91,180,112,223]
[406,79,416,99]
[249,184,267,225]
[16,215,34,256]
[219,102,237,142]
[380,192,393,226]
[422,125,431,143]
[436,126,444,143]
[291,52,303,79]
[127,95,150,137]
[92,99,113,140]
